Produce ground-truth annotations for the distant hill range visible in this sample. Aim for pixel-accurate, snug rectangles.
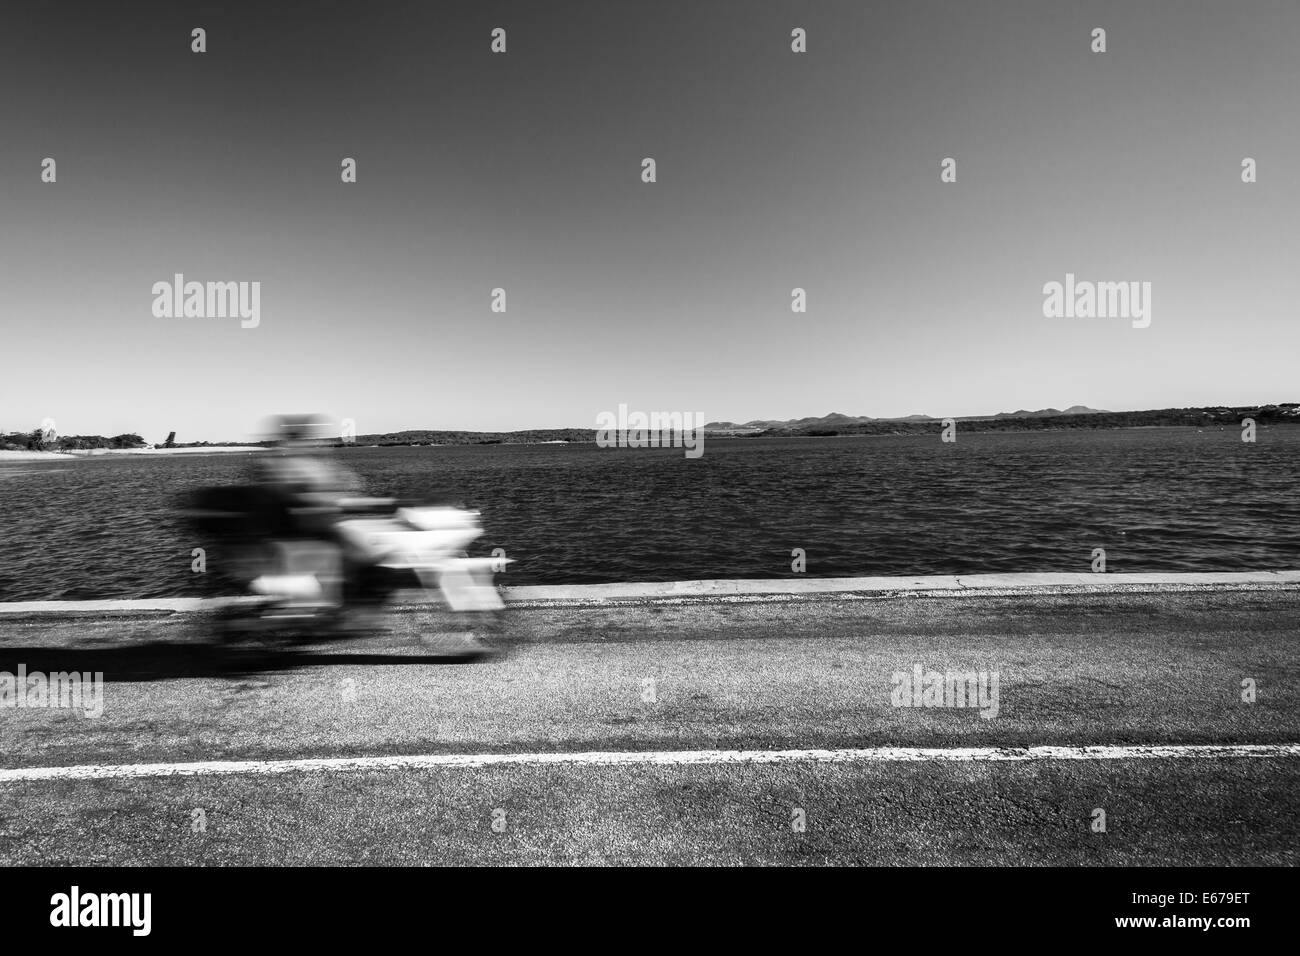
[704,406,1110,432]
[704,404,1299,437]
[346,403,1298,445]
[13,405,1292,451]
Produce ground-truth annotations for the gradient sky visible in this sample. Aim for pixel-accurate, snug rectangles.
[1,0,1297,441]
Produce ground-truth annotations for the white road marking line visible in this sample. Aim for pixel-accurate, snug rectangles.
[1,743,1297,783]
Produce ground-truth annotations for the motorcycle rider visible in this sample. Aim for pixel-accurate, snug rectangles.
[252,414,366,535]
[249,414,386,611]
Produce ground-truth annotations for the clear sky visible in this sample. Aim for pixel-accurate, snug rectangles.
[1,0,1297,441]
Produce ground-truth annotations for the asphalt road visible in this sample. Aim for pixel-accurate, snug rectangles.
[0,587,1296,864]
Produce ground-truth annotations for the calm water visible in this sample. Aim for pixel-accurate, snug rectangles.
[1,428,1297,600]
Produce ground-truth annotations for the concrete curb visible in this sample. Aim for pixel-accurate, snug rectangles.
[1,571,1297,615]
[502,571,1300,603]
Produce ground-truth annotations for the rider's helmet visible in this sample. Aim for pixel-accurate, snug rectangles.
[264,413,335,449]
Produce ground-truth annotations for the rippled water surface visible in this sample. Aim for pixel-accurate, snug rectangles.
[1,428,1297,600]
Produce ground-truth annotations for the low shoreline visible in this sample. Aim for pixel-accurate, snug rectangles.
[5,421,1298,460]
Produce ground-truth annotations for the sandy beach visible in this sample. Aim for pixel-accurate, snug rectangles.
[0,450,77,460]
[0,447,263,461]
[64,446,264,457]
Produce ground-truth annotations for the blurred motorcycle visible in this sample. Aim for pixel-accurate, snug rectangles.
[183,483,511,653]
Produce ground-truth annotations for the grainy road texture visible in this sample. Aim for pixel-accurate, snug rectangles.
[0,587,1296,864]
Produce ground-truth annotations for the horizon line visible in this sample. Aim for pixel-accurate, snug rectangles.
[4,400,1297,445]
